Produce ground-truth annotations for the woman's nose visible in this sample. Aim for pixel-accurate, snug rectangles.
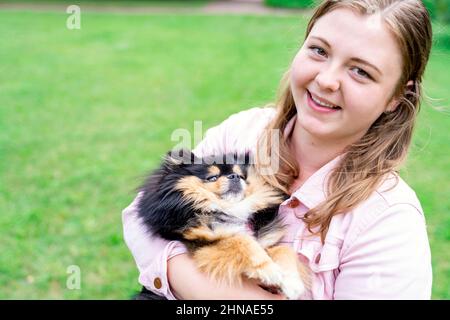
[315,65,340,92]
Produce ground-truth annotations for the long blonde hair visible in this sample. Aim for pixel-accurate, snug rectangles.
[255,0,433,243]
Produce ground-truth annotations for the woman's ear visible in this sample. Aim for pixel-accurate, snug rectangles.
[385,80,414,113]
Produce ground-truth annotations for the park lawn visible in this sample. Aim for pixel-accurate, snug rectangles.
[0,0,211,7]
[0,10,448,299]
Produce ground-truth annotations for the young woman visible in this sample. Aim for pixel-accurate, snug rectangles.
[123,0,433,299]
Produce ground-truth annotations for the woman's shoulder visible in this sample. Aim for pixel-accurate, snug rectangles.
[221,105,277,129]
[351,173,424,225]
[335,173,428,258]
[193,106,277,156]
[340,173,425,241]
[375,173,423,214]
[347,173,422,214]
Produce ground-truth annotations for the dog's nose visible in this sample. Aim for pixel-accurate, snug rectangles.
[227,173,240,181]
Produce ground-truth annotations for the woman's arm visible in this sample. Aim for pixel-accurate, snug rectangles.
[122,192,187,299]
[168,254,286,300]
[123,192,285,300]
[334,203,432,299]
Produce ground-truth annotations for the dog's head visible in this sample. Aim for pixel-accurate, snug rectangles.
[162,149,252,204]
[138,148,286,240]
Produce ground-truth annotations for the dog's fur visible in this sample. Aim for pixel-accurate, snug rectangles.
[135,149,310,299]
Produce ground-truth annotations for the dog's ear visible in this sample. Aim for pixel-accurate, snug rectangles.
[164,148,198,167]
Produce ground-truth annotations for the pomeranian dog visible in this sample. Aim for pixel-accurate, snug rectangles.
[135,149,310,300]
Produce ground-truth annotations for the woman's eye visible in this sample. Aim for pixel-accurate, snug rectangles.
[206,176,218,182]
[351,67,371,79]
[309,46,327,57]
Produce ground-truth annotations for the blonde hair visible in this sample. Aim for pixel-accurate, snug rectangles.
[255,0,433,243]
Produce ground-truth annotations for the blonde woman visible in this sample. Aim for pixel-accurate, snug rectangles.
[123,0,433,299]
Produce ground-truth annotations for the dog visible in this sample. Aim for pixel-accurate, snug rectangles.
[135,149,310,299]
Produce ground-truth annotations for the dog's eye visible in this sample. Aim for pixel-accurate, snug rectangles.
[206,175,219,182]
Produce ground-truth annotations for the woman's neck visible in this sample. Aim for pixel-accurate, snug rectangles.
[288,118,349,189]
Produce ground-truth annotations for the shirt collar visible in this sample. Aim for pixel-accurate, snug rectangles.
[281,113,344,209]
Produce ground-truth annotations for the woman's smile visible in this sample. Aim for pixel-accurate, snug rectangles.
[306,89,342,114]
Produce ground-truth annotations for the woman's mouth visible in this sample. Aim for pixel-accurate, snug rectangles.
[306,90,342,113]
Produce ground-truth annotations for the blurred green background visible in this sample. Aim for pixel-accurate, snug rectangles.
[266,0,450,23]
[0,0,448,299]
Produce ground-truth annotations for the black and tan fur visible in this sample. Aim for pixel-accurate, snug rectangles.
[136,149,310,299]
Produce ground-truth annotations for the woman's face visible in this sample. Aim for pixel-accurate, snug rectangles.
[290,8,404,144]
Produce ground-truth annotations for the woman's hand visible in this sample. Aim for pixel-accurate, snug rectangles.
[167,253,286,300]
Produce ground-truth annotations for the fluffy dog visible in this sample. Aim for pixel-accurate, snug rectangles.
[136,149,309,299]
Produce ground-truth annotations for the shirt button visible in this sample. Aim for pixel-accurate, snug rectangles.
[288,197,300,208]
[153,277,162,289]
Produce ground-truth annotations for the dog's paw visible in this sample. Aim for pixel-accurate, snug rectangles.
[246,262,284,288]
[279,272,306,300]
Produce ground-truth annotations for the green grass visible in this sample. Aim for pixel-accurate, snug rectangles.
[0,10,448,299]
[0,0,211,6]
[265,0,316,9]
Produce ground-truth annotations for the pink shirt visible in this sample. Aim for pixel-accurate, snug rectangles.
[122,106,432,299]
